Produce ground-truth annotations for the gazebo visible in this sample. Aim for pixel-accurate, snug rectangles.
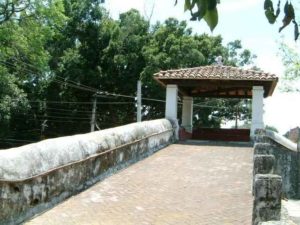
[154,65,278,141]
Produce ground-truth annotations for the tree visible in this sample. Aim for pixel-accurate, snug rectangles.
[0,4,256,148]
[141,18,255,127]
[0,0,67,147]
[44,0,111,135]
[0,0,32,24]
[176,0,299,40]
[226,40,257,67]
[279,42,300,92]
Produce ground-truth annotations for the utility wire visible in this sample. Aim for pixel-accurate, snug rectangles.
[0,138,35,143]
[36,115,91,120]
[1,57,228,108]
[30,107,93,113]
[0,58,167,103]
[28,109,92,115]
[29,118,91,124]
[36,112,91,118]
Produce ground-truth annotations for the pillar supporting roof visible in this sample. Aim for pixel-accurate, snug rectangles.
[154,66,278,98]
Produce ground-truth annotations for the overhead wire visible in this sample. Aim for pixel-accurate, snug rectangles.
[1,56,232,117]
[2,55,238,108]
[37,112,91,118]
[0,138,35,143]
[14,118,91,124]
[36,115,90,120]
[0,57,168,103]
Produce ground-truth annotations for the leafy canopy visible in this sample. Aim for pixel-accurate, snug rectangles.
[0,1,256,148]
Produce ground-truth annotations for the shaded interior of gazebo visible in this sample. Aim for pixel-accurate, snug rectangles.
[154,66,278,142]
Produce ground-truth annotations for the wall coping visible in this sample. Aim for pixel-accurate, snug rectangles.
[265,130,297,152]
[0,119,173,181]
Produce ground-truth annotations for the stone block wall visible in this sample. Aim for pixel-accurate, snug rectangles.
[0,119,175,225]
[252,174,282,225]
[252,129,300,224]
[254,130,300,199]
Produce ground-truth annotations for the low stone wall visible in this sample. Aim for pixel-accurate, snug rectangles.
[254,130,300,199]
[252,129,300,224]
[0,119,175,225]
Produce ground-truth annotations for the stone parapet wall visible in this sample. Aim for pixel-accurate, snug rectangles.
[252,129,300,224]
[254,130,300,199]
[0,119,175,225]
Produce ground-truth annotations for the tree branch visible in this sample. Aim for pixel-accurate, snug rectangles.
[0,0,31,25]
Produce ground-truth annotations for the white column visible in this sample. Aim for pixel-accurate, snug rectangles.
[181,96,193,133]
[165,84,179,140]
[165,84,178,121]
[251,86,264,136]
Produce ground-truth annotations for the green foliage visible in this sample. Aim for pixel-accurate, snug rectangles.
[0,2,256,148]
[226,40,257,67]
[193,98,252,129]
[0,0,67,147]
[264,0,280,24]
[279,43,300,92]
[0,66,29,137]
[0,0,32,24]
[177,0,219,31]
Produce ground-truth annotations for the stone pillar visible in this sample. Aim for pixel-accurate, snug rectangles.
[181,96,193,133]
[252,174,282,225]
[253,155,275,175]
[165,84,179,140]
[253,154,275,195]
[251,86,264,137]
[254,143,272,155]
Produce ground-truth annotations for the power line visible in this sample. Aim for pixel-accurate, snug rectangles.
[37,119,91,124]
[142,97,165,103]
[0,60,99,94]
[34,107,93,113]
[1,58,170,105]
[30,100,133,105]
[193,104,227,109]
[1,56,183,106]
[13,117,91,124]
[0,138,35,143]
[0,55,99,93]
[1,55,98,93]
[95,93,136,99]
[36,115,91,121]
[4,59,162,102]
[28,108,92,115]
[35,111,91,117]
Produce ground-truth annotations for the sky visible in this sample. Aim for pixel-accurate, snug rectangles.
[103,0,300,134]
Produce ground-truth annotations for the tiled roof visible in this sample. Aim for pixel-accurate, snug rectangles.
[154,66,278,81]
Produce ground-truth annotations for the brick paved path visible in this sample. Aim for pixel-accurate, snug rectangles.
[26,143,253,225]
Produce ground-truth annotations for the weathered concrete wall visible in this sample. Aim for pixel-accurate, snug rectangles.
[0,119,175,225]
[252,174,282,225]
[254,142,299,199]
[254,129,300,199]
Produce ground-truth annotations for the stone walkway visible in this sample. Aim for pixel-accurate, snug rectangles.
[26,143,253,225]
